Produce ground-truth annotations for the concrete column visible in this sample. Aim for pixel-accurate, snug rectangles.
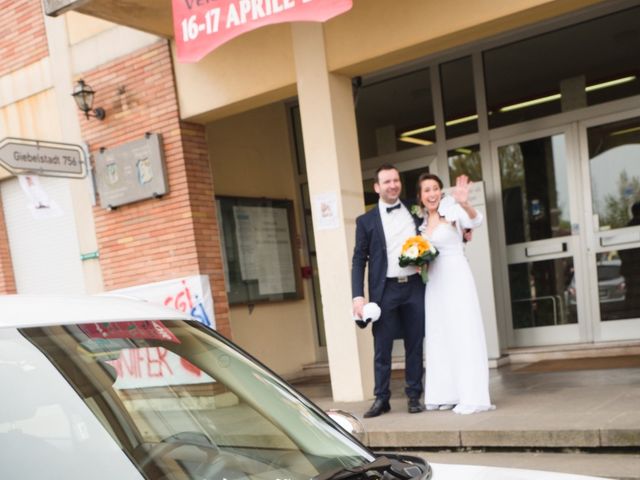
[291,22,373,402]
[44,13,104,294]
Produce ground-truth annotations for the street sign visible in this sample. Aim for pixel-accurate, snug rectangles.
[0,137,86,178]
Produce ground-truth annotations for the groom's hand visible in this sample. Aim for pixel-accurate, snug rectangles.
[463,229,473,243]
[352,297,365,319]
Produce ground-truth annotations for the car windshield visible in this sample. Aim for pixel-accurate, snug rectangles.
[6,319,372,479]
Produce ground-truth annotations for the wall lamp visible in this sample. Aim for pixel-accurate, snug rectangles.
[71,80,106,120]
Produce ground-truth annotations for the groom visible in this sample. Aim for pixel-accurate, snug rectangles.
[352,164,425,417]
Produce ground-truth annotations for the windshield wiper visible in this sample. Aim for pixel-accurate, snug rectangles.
[313,456,422,480]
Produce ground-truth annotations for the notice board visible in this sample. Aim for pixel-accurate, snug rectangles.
[216,196,302,305]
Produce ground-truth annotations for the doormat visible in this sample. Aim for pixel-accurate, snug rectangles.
[514,355,640,373]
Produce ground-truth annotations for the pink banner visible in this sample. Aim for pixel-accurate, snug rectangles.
[173,0,353,63]
[80,321,180,344]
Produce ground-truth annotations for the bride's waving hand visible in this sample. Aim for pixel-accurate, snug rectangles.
[451,175,478,220]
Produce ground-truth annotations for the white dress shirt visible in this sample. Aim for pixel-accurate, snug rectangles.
[378,200,418,278]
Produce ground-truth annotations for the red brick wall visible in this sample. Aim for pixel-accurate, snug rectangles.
[0,0,49,77]
[78,41,230,336]
[0,195,17,295]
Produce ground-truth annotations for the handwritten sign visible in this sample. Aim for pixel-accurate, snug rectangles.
[108,275,215,328]
[109,347,215,389]
[173,0,353,63]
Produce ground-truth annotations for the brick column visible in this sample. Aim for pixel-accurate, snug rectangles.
[79,41,230,336]
[180,121,230,335]
[0,196,17,294]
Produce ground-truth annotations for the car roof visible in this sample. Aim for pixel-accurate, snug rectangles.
[0,294,192,329]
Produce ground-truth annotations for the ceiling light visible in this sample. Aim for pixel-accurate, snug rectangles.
[398,137,433,146]
[610,125,640,137]
[454,148,473,155]
[499,75,637,113]
[446,114,479,126]
[400,125,436,137]
[585,75,636,92]
[499,94,561,113]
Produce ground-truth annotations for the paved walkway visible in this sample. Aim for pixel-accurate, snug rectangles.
[292,361,640,450]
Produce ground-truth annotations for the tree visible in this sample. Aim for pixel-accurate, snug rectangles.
[448,150,483,183]
[600,170,640,229]
[498,144,525,189]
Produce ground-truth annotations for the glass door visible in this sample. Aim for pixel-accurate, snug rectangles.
[493,129,584,346]
[579,112,640,342]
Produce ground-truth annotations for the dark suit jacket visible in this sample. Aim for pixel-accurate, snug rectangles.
[351,201,421,304]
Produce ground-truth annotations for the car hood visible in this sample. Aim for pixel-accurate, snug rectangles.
[431,463,605,480]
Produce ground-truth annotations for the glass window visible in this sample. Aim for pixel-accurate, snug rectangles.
[448,145,482,185]
[484,7,640,129]
[587,116,640,231]
[593,251,633,321]
[301,182,325,346]
[355,68,435,159]
[509,258,577,329]
[498,134,571,244]
[440,57,478,138]
[615,247,640,320]
[290,105,306,176]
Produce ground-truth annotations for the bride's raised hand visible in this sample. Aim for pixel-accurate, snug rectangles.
[452,174,472,205]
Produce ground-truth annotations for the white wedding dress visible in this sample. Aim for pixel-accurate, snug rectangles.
[422,198,494,414]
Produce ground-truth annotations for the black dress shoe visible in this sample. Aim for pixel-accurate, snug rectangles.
[407,397,423,414]
[363,398,390,418]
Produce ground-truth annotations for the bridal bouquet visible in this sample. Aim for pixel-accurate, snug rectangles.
[398,235,439,284]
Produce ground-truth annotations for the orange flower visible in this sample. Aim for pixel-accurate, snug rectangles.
[401,235,431,256]
[398,235,439,283]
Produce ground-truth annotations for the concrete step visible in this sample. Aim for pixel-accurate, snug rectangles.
[301,341,640,376]
[297,361,640,452]
[506,340,640,364]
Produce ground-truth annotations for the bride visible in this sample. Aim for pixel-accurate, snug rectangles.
[418,173,494,415]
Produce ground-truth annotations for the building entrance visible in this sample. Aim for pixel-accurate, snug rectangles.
[578,110,640,342]
[493,129,580,347]
[492,110,640,347]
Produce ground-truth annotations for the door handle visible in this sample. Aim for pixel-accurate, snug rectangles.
[525,242,567,257]
[600,231,640,247]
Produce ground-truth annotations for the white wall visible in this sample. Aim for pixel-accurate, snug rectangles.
[1,177,85,294]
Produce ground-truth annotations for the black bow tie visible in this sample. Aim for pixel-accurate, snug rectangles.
[386,203,402,213]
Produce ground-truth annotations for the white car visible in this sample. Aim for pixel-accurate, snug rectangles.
[0,295,605,480]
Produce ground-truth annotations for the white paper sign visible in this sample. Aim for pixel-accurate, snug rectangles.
[18,174,63,219]
[109,347,215,389]
[313,191,340,231]
[108,275,215,328]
